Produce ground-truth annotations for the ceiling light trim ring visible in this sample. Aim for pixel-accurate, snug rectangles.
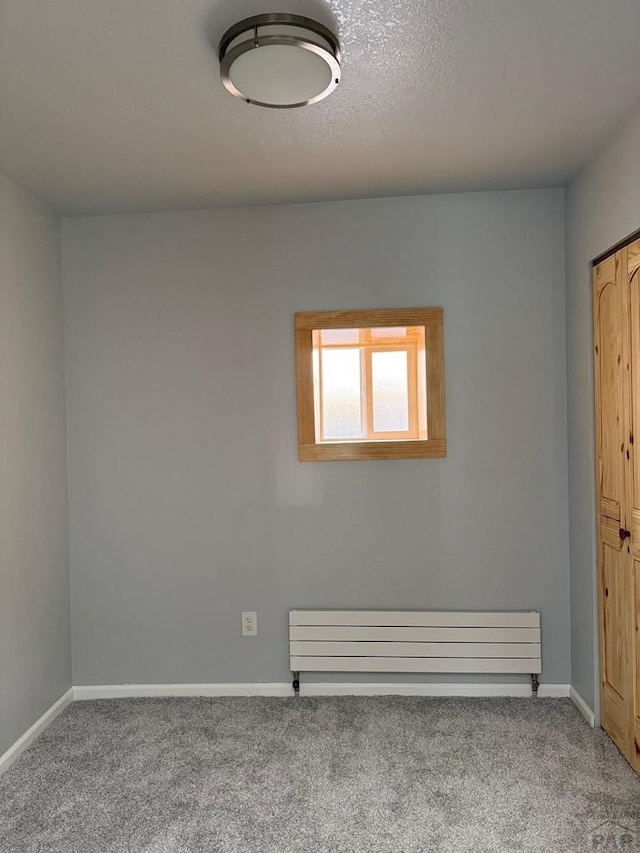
[218,13,341,109]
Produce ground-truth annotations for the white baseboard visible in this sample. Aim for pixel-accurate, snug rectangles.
[303,682,570,698]
[73,682,570,700]
[569,686,596,727]
[73,683,292,700]
[0,688,74,776]
[537,684,571,698]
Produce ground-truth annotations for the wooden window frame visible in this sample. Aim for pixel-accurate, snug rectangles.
[295,308,446,461]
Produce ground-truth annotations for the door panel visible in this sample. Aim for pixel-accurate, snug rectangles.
[595,255,625,510]
[602,543,625,698]
[601,516,623,550]
[601,496,621,520]
[601,529,628,753]
[594,251,633,761]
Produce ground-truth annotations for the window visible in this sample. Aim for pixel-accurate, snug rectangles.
[314,326,425,441]
[295,308,446,461]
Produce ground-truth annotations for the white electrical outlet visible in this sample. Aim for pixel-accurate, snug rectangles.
[242,611,257,636]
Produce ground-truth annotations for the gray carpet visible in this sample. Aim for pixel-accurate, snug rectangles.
[1,697,640,852]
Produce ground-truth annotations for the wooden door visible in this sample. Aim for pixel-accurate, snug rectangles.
[594,251,634,760]
[626,239,640,770]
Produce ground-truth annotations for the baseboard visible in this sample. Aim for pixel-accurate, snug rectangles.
[303,682,570,698]
[73,683,292,699]
[0,688,74,777]
[569,685,596,727]
[537,684,571,698]
[73,682,570,700]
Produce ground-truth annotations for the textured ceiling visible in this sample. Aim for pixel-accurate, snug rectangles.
[1,0,639,215]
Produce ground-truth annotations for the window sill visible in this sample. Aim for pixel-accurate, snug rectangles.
[298,439,446,461]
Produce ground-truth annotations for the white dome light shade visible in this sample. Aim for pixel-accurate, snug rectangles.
[219,15,341,108]
[229,45,333,107]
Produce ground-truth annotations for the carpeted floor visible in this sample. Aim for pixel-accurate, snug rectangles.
[1,697,640,852]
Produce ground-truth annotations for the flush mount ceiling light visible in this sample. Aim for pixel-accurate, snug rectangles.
[218,14,341,108]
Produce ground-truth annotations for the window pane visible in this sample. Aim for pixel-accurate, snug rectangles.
[321,348,362,439]
[371,350,409,432]
[370,326,407,339]
[320,328,360,345]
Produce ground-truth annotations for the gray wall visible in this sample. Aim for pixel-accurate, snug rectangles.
[565,107,640,716]
[0,176,70,756]
[63,189,571,686]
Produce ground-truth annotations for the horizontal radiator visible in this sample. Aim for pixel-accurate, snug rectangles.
[289,609,542,695]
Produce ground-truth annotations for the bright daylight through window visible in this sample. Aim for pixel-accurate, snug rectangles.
[314,326,426,442]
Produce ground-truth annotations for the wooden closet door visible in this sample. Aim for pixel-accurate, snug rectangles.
[594,251,634,759]
[626,239,640,770]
